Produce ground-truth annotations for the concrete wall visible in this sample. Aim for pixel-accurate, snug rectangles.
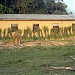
[0,20,75,37]
[0,20,75,30]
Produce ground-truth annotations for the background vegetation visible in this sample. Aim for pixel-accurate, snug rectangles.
[0,24,74,41]
[0,0,69,14]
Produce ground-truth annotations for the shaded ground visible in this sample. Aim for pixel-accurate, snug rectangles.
[0,36,75,49]
[0,40,70,49]
[24,40,69,46]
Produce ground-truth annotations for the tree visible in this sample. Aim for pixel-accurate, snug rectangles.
[47,1,55,14]
[27,0,47,14]
[13,0,47,14]
[0,4,13,14]
[0,0,68,14]
[47,1,68,14]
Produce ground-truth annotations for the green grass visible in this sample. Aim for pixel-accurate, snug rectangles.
[0,46,75,75]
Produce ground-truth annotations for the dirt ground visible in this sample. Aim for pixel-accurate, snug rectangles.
[24,40,69,46]
[0,39,72,49]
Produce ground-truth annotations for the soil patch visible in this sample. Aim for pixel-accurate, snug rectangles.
[0,40,70,49]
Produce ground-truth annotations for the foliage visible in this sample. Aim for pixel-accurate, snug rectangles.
[6,28,12,40]
[47,1,68,14]
[63,27,72,38]
[67,26,72,36]
[0,4,13,14]
[50,26,72,39]
[23,27,32,40]
[12,0,47,14]
[23,29,26,38]
[18,29,22,35]
[3,29,6,37]
[0,25,75,41]
[72,24,75,35]
[0,28,2,39]
[50,27,61,39]
[0,0,68,14]
[43,26,49,37]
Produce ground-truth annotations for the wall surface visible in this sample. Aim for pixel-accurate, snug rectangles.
[0,20,75,30]
[0,20,75,37]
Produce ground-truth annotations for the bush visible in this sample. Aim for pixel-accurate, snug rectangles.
[6,28,12,40]
[43,26,49,38]
[23,27,32,40]
[3,29,6,39]
[0,28,2,39]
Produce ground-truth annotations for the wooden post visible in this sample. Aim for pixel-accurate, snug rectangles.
[45,66,75,71]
